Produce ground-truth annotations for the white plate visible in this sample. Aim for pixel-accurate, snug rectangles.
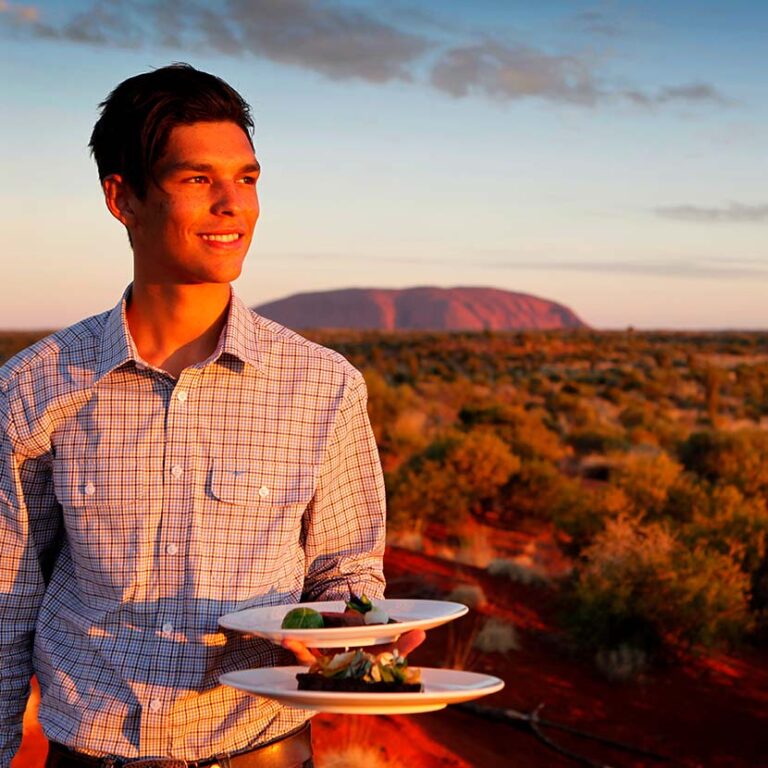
[220,666,505,714]
[218,599,468,648]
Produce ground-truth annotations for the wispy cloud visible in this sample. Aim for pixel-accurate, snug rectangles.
[430,41,601,105]
[574,8,623,37]
[484,258,768,280]
[274,252,768,280]
[655,203,768,223]
[228,0,429,82]
[9,0,430,84]
[623,82,731,107]
[1,1,731,109]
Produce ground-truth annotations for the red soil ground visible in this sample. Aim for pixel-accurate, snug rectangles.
[12,543,768,768]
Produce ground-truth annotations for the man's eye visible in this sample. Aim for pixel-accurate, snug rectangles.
[186,175,209,183]
[238,175,258,185]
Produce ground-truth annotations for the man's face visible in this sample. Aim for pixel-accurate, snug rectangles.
[125,121,260,285]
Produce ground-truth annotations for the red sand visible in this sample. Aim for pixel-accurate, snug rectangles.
[12,544,768,767]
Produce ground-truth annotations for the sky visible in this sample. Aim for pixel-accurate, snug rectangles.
[1,0,766,330]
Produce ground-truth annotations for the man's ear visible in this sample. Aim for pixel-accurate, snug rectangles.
[102,174,137,227]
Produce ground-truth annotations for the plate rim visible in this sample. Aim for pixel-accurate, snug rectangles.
[217,598,469,645]
[219,665,505,706]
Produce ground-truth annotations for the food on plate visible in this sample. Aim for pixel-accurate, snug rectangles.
[296,649,422,693]
[280,595,393,630]
[345,594,390,626]
[281,607,324,629]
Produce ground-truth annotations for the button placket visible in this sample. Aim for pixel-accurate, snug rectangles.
[155,370,197,730]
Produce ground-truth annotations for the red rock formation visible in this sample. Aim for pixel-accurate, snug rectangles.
[254,287,587,331]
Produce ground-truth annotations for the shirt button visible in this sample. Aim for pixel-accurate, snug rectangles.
[149,699,162,713]
[84,482,96,496]
[258,485,270,498]
[171,464,183,479]
[166,543,178,556]
[162,622,174,634]
[176,390,188,402]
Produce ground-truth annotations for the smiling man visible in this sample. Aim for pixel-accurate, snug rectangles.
[0,64,391,768]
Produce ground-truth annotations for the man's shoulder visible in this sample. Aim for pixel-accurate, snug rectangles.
[250,310,363,385]
[0,312,109,394]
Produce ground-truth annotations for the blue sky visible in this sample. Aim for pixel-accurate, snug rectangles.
[1,0,766,329]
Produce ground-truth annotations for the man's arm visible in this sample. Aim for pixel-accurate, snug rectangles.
[0,388,60,767]
[301,371,386,602]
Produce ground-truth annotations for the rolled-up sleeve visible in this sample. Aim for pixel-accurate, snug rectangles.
[0,388,60,767]
[301,371,386,602]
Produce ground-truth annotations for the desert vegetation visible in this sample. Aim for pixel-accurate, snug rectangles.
[304,328,768,668]
[3,328,767,668]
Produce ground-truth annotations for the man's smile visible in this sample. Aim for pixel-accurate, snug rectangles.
[199,232,245,244]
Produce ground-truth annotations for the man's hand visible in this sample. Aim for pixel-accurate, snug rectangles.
[283,629,426,666]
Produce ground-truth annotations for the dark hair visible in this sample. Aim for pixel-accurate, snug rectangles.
[89,63,254,198]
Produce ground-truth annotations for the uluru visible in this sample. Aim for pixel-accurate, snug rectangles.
[254,287,587,331]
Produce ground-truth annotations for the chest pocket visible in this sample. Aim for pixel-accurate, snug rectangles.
[52,455,147,609]
[209,462,314,509]
[53,457,147,510]
[197,461,316,598]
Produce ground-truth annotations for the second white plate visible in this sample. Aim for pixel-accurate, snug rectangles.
[220,666,505,714]
[218,599,468,648]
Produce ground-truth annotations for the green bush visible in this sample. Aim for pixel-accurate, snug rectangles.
[612,453,683,517]
[387,429,520,530]
[569,515,752,654]
[680,430,768,498]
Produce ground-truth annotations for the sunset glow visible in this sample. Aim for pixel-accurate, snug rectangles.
[1,1,766,330]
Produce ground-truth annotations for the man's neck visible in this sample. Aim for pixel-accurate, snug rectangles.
[126,282,232,378]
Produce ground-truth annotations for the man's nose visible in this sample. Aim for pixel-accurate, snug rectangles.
[211,181,242,216]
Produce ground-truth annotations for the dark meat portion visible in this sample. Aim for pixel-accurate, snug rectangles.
[320,611,366,627]
[296,673,422,693]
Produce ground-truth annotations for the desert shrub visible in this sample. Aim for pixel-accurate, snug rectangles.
[682,484,768,577]
[569,515,752,654]
[663,473,711,523]
[447,583,487,609]
[363,368,426,463]
[487,557,548,585]
[502,458,566,521]
[387,429,521,529]
[619,404,653,430]
[594,644,649,682]
[546,390,599,430]
[612,453,683,517]
[459,402,566,463]
[443,612,483,670]
[473,618,519,654]
[551,482,632,555]
[680,429,768,499]
[568,427,627,455]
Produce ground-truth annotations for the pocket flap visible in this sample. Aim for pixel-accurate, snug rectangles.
[209,461,314,507]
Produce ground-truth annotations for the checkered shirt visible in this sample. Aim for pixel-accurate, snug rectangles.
[0,287,386,764]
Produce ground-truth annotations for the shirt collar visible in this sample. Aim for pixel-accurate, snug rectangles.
[95,285,263,382]
[95,285,137,382]
[217,288,263,372]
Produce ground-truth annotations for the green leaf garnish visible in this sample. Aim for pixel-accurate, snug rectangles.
[346,594,372,614]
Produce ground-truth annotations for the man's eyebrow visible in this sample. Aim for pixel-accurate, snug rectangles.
[163,161,261,174]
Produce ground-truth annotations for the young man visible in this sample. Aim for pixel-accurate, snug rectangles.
[0,64,407,768]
